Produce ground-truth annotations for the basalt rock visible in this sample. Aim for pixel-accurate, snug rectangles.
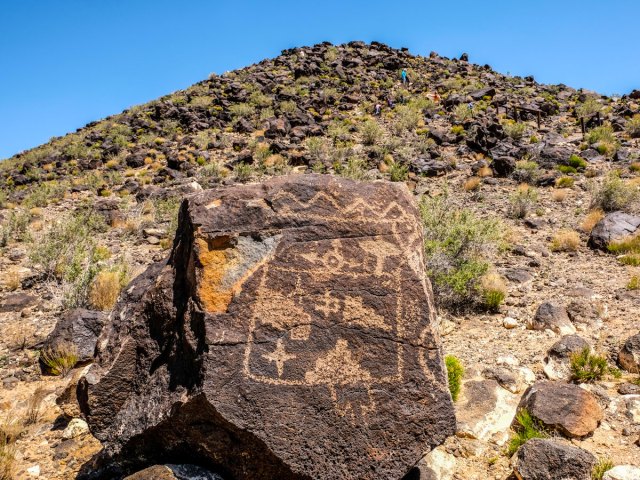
[79,174,456,479]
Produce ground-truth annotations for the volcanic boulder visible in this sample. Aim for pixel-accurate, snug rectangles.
[79,174,456,479]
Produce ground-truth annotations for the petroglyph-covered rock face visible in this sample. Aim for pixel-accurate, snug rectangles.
[79,174,456,480]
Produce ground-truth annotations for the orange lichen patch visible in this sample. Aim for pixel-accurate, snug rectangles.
[196,237,235,313]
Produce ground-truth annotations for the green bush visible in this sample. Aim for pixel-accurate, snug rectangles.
[509,185,538,219]
[556,176,575,188]
[626,114,640,138]
[360,120,382,146]
[388,162,409,182]
[512,160,539,183]
[0,210,31,247]
[40,341,78,376]
[575,97,602,119]
[421,192,502,309]
[568,154,588,170]
[445,355,464,401]
[557,165,577,174]
[592,458,614,480]
[585,124,618,156]
[229,103,255,119]
[453,103,472,122]
[339,157,370,181]
[590,173,639,212]
[479,273,507,311]
[506,409,548,456]
[569,347,610,382]
[451,125,465,136]
[393,105,421,134]
[503,121,527,141]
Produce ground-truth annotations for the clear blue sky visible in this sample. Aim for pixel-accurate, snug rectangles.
[1,0,639,160]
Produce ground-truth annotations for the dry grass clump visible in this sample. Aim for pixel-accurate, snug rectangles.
[40,341,78,377]
[463,177,481,191]
[24,387,47,426]
[550,229,581,252]
[478,272,507,311]
[0,416,19,480]
[88,270,123,311]
[551,189,570,202]
[477,166,493,177]
[4,270,20,292]
[580,209,604,233]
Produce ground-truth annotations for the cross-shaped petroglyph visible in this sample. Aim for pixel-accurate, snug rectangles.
[262,338,296,378]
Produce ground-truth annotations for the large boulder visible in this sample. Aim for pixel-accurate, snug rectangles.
[588,211,640,251]
[79,175,456,479]
[41,309,107,365]
[529,302,575,335]
[515,381,603,438]
[511,438,596,480]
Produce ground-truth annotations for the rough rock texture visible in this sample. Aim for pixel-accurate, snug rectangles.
[456,378,518,443]
[515,381,603,438]
[603,465,640,480]
[511,438,596,480]
[588,211,640,251]
[124,465,224,480]
[619,333,640,374]
[41,309,107,364]
[529,302,575,335]
[79,175,456,479]
[543,335,590,380]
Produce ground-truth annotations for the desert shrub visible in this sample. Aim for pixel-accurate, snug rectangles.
[506,409,548,456]
[590,173,639,212]
[555,176,575,188]
[557,165,577,174]
[453,103,472,122]
[630,162,640,173]
[627,276,640,290]
[509,184,538,219]
[477,166,492,178]
[24,387,46,426]
[279,100,297,114]
[479,272,507,311]
[502,121,527,141]
[464,177,481,191]
[608,234,640,254]
[305,137,327,163]
[338,157,370,181]
[585,124,618,156]
[550,230,580,252]
[248,91,272,108]
[626,114,640,138]
[580,209,604,233]
[512,160,539,183]
[359,119,382,146]
[40,341,78,376]
[89,269,128,311]
[0,432,15,480]
[234,163,253,183]
[388,162,409,182]
[445,355,464,401]
[421,192,502,309]
[568,154,588,170]
[393,105,421,134]
[327,121,352,146]
[551,189,569,202]
[569,347,610,382]
[29,210,106,280]
[619,254,640,266]
[450,125,465,137]
[575,97,602,119]
[0,210,31,247]
[229,103,255,120]
[592,458,614,480]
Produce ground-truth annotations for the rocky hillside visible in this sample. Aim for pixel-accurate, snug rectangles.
[1,41,640,479]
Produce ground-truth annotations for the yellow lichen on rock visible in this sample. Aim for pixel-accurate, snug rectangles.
[196,237,236,313]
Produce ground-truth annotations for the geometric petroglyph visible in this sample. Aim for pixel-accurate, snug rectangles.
[237,189,429,417]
